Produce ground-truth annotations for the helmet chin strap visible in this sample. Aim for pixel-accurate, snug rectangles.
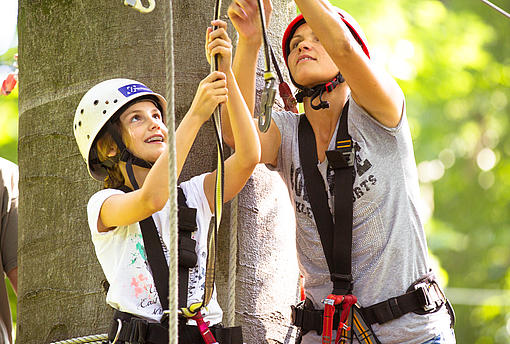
[104,122,153,190]
[295,73,345,110]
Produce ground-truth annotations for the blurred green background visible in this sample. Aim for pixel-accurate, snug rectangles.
[1,0,510,342]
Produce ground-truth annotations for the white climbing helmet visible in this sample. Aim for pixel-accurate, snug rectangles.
[73,78,167,181]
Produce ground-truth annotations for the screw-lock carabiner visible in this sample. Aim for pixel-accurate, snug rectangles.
[124,0,155,13]
[258,72,277,132]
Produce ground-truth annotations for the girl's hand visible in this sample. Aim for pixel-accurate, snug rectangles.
[206,20,233,74]
[228,0,272,46]
[189,71,228,123]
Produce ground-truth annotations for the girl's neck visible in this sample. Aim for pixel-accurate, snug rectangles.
[119,162,150,190]
[303,85,349,148]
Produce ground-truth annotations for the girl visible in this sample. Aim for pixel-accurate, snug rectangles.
[225,0,455,343]
[73,20,259,344]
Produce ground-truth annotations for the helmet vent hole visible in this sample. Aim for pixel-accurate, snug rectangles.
[103,110,107,114]
[80,109,84,114]
[113,99,118,103]
[74,124,77,130]
[78,121,82,126]
[94,100,99,105]
[87,135,90,140]
[105,100,109,105]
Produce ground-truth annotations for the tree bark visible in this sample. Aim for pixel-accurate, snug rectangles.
[17,1,297,343]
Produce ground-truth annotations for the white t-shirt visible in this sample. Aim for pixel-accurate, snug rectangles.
[87,173,222,324]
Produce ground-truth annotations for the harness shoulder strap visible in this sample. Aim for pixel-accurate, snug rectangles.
[298,101,354,294]
[117,186,197,312]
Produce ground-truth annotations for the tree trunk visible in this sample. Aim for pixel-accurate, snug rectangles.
[17,1,297,343]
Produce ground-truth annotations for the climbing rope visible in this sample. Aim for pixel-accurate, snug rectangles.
[49,334,108,344]
[164,0,179,342]
[479,0,510,19]
[226,194,239,327]
[202,0,225,311]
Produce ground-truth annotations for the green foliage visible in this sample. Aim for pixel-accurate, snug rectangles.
[329,0,510,341]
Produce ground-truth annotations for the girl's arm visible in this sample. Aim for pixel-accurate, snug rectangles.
[294,0,404,128]
[98,147,170,231]
[98,75,228,232]
[203,20,261,210]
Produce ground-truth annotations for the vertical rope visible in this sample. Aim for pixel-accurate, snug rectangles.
[226,194,238,327]
[164,1,178,343]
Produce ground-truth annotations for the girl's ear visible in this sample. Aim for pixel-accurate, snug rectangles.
[106,145,119,158]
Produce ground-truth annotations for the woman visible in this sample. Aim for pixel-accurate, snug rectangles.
[225,0,455,343]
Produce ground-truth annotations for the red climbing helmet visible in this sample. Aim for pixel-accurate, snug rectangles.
[281,8,370,70]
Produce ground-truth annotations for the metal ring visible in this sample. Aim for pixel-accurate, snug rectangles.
[111,319,122,344]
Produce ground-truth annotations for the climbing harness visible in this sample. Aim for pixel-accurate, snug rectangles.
[123,0,155,14]
[479,0,510,19]
[0,55,18,96]
[293,100,454,343]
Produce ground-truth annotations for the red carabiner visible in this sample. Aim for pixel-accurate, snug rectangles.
[321,294,357,344]
[191,311,218,344]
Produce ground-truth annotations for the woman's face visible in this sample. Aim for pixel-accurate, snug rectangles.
[119,100,168,163]
[287,23,340,88]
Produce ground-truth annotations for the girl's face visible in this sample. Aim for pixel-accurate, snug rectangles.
[287,23,340,88]
[119,100,168,163]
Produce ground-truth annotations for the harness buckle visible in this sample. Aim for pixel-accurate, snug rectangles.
[124,0,156,13]
[414,281,445,312]
[128,317,148,344]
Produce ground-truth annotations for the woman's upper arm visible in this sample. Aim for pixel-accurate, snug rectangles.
[259,118,282,166]
[334,47,404,128]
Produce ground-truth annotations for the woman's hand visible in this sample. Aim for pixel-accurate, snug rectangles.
[228,0,272,46]
[206,20,233,74]
[189,71,228,123]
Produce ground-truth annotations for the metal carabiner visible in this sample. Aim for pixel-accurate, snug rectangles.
[124,0,155,13]
[257,72,277,133]
[110,319,122,344]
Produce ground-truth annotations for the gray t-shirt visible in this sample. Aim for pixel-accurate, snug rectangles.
[270,96,451,343]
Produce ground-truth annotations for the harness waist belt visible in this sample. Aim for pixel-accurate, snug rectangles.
[109,310,244,344]
[291,280,447,331]
[108,310,169,344]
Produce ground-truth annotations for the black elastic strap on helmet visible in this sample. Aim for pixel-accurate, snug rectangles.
[295,73,345,110]
[104,122,153,171]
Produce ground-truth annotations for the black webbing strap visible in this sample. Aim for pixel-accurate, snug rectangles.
[177,187,198,309]
[119,185,170,311]
[298,101,354,294]
[118,186,197,311]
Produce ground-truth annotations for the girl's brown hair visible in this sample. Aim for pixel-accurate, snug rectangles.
[95,127,125,189]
